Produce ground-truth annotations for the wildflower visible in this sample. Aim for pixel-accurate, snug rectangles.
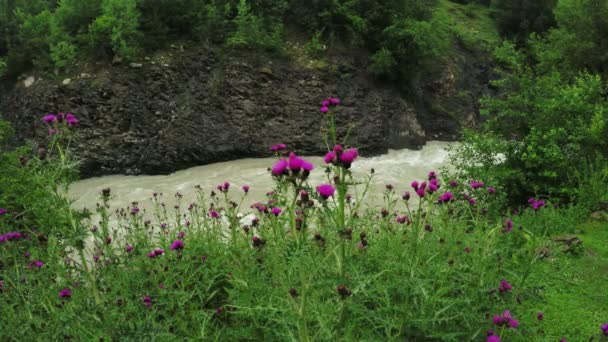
[411,181,419,190]
[242,185,250,193]
[438,192,455,203]
[339,148,358,167]
[0,208,7,215]
[503,219,513,233]
[486,335,500,342]
[464,247,472,253]
[316,184,335,199]
[105,236,112,245]
[528,198,546,210]
[396,215,409,224]
[428,171,437,180]
[416,187,425,197]
[29,260,44,269]
[252,236,266,248]
[329,97,340,105]
[336,285,352,298]
[65,113,78,126]
[448,180,458,187]
[126,244,134,253]
[492,310,519,328]
[269,143,287,152]
[324,151,336,164]
[537,312,544,321]
[289,288,298,298]
[148,249,164,258]
[468,198,477,205]
[601,323,608,335]
[143,296,152,308]
[271,159,288,176]
[487,186,496,194]
[322,100,330,107]
[170,240,185,250]
[320,106,329,113]
[498,279,513,293]
[42,114,57,123]
[58,288,72,298]
[177,231,186,239]
[130,207,140,215]
[0,232,23,243]
[271,207,283,216]
[208,210,221,219]
[24,252,31,259]
[470,180,484,189]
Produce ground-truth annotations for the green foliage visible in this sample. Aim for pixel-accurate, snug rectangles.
[369,47,398,79]
[452,70,608,204]
[305,31,326,57]
[490,0,557,41]
[227,0,283,52]
[532,0,608,77]
[50,40,77,69]
[89,0,140,61]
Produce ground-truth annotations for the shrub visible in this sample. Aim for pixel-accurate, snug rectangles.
[88,0,140,61]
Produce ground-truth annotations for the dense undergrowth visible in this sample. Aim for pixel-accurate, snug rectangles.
[1,102,607,341]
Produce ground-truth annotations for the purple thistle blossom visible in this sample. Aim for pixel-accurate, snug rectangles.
[428,171,437,180]
[470,180,485,189]
[487,186,496,194]
[272,159,288,176]
[339,148,358,166]
[492,310,519,328]
[65,113,78,126]
[42,114,57,123]
[242,185,250,193]
[448,180,458,187]
[537,312,544,321]
[143,296,152,308]
[601,323,608,335]
[416,187,425,197]
[504,218,513,233]
[271,207,283,216]
[396,215,409,224]
[0,208,7,215]
[58,288,72,298]
[126,244,134,253]
[29,260,44,269]
[324,151,336,164]
[329,97,340,105]
[208,210,221,219]
[320,106,329,113]
[411,181,419,190]
[170,240,185,250]
[269,143,287,152]
[402,191,411,201]
[498,279,513,293]
[322,100,330,107]
[316,184,335,199]
[486,335,501,342]
[177,231,186,239]
[438,192,455,203]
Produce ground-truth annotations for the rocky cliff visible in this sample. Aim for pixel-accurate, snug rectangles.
[0,43,493,177]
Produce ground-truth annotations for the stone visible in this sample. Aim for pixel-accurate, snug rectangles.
[81,73,92,79]
[129,63,143,69]
[23,76,35,88]
[62,78,71,85]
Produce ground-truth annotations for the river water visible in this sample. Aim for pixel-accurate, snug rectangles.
[69,142,454,213]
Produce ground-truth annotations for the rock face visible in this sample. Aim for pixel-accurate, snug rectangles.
[0,45,491,177]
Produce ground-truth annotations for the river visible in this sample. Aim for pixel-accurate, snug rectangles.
[69,142,454,213]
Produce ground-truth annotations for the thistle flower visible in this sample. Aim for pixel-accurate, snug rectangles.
[322,100,330,107]
[320,106,329,113]
[170,240,184,250]
[601,323,608,335]
[336,285,352,298]
[271,207,283,216]
[272,159,288,176]
[58,288,72,298]
[0,208,7,215]
[486,335,500,342]
[498,279,513,292]
[329,97,340,105]
[126,244,134,253]
[242,185,250,193]
[396,215,409,224]
[487,186,496,194]
[130,207,140,215]
[402,191,411,201]
[503,218,513,233]
[65,113,78,126]
[468,198,477,205]
[29,260,44,269]
[537,312,544,321]
[316,184,335,199]
[177,231,186,239]
[208,210,221,219]
[448,180,458,187]
[416,187,425,197]
[492,310,518,328]
[269,143,287,152]
[143,296,152,308]
[42,114,57,123]
[470,180,485,189]
[428,171,437,180]
[324,151,336,164]
[411,181,419,190]
[528,198,546,210]
[438,192,455,203]
[339,148,358,166]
